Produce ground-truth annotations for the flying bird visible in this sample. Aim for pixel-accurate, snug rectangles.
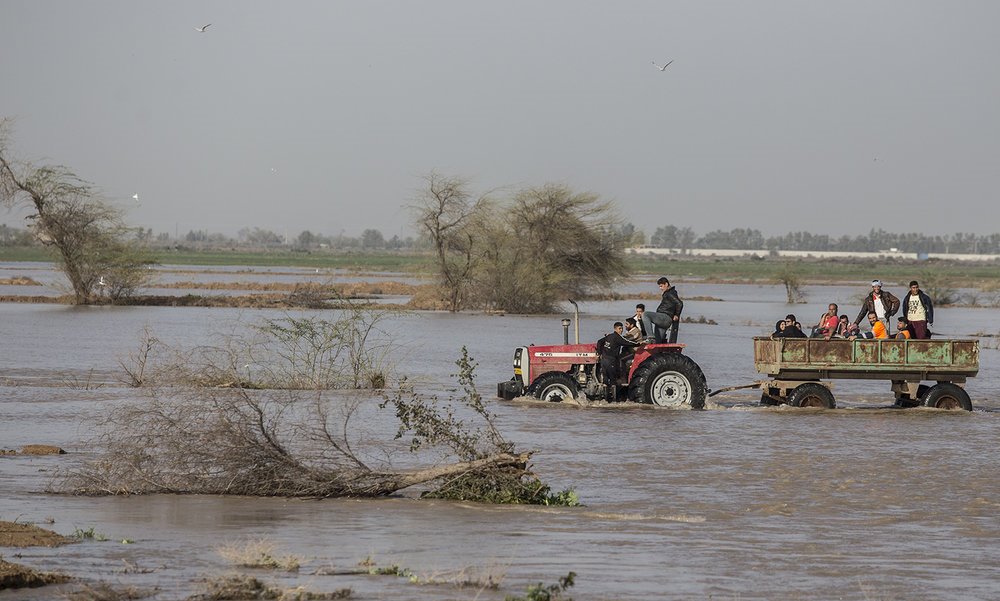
[652,59,674,71]
[195,23,212,32]
[132,193,140,203]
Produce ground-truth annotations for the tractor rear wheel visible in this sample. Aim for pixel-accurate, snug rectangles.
[532,372,578,402]
[628,353,707,409]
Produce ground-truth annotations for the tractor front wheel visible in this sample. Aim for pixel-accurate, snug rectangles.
[532,372,578,402]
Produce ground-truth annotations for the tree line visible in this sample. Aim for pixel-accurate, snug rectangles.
[647,226,1000,255]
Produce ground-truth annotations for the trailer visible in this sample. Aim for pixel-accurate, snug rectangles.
[750,337,979,410]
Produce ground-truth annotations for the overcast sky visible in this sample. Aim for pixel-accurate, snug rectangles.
[3,1,999,239]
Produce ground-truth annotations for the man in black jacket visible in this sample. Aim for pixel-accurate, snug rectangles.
[902,280,934,339]
[597,321,642,401]
[646,277,683,343]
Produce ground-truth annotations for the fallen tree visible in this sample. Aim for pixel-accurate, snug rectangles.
[66,312,574,503]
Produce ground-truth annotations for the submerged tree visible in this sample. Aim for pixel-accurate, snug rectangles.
[482,184,627,313]
[0,119,153,303]
[413,173,629,313]
[776,261,806,304]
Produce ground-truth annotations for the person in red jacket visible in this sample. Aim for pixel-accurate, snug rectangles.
[813,303,841,339]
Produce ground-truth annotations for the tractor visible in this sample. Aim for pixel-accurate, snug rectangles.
[497,318,707,409]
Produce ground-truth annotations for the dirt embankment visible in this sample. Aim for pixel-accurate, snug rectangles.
[0,521,72,590]
[0,276,40,286]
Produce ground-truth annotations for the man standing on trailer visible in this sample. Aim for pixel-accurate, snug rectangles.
[902,280,934,339]
[854,279,900,334]
[646,277,684,343]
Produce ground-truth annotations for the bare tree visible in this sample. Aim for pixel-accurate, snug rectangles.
[411,172,491,312]
[0,119,153,303]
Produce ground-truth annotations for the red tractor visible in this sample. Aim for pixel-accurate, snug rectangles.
[497,338,708,409]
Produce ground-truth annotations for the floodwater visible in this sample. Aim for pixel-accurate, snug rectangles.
[2,272,1000,600]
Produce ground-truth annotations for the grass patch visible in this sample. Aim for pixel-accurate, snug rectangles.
[187,574,350,600]
[63,582,155,600]
[72,527,109,541]
[357,556,415,579]
[216,538,301,572]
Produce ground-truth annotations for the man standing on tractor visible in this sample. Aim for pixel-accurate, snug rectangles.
[645,277,683,343]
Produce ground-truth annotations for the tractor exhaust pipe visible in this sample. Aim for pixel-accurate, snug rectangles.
[568,299,580,344]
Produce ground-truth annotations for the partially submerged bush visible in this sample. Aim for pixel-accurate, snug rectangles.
[422,471,580,505]
[117,305,397,391]
[505,572,576,601]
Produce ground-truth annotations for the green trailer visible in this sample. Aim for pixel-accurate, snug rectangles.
[750,337,979,410]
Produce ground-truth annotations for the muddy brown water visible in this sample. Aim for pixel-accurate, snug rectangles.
[2,277,1000,600]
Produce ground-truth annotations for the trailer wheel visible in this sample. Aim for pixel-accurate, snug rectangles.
[788,383,835,409]
[532,372,578,402]
[922,383,972,411]
[628,354,707,409]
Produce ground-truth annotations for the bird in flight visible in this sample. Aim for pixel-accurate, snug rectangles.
[195,24,212,32]
[132,193,140,203]
[652,60,674,71]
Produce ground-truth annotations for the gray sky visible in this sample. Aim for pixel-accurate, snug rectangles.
[3,1,999,239]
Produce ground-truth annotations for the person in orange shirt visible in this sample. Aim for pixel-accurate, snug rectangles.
[895,316,914,339]
[866,311,888,339]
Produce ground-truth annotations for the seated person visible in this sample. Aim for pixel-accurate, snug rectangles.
[834,314,851,337]
[623,317,643,342]
[782,314,807,338]
[813,303,841,339]
[895,316,913,339]
[851,311,888,339]
[770,319,787,339]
